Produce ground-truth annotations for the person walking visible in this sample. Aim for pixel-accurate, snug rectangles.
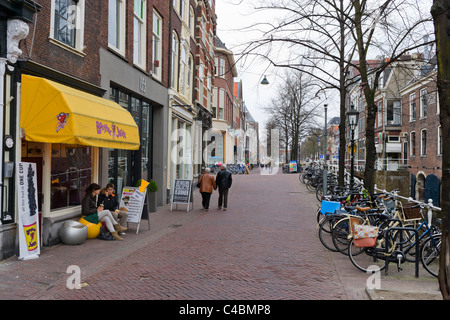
[216,165,232,211]
[198,168,216,211]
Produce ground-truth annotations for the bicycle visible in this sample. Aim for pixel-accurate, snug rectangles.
[347,213,441,277]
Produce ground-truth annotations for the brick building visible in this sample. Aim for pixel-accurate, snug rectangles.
[210,36,237,165]
[400,64,441,205]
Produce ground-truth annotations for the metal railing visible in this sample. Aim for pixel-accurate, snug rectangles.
[327,164,441,226]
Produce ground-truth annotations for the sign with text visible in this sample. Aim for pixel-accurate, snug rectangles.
[170,179,192,212]
[17,162,40,260]
[119,186,147,225]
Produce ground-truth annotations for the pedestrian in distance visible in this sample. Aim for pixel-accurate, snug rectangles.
[216,164,232,211]
[81,183,127,241]
[198,167,216,211]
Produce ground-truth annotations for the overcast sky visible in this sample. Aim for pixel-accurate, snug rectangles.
[214,0,341,131]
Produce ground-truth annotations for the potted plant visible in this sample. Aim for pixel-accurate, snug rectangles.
[140,179,158,212]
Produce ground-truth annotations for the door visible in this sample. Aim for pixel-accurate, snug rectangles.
[424,174,440,206]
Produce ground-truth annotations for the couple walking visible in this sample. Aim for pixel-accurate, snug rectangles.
[198,165,232,211]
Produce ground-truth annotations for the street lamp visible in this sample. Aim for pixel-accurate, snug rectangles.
[323,104,328,197]
[260,75,269,85]
[346,104,359,187]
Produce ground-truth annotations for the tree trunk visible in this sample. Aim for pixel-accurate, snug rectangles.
[338,0,347,187]
[431,0,450,300]
[353,0,377,195]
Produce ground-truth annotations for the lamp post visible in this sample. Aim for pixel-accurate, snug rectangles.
[260,75,269,85]
[346,104,359,187]
[323,104,328,197]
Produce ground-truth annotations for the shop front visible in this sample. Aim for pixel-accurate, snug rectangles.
[19,74,140,246]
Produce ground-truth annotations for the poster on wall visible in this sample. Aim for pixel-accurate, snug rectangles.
[119,183,148,234]
[17,162,40,260]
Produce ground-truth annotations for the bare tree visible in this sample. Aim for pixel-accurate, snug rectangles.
[431,0,450,300]
[350,0,433,193]
[233,0,356,185]
[264,70,321,162]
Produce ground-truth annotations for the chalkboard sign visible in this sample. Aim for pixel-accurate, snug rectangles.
[170,179,192,212]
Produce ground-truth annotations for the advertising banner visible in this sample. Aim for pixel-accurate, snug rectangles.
[289,161,297,173]
[17,162,40,260]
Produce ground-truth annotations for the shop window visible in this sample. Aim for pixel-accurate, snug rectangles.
[50,144,92,210]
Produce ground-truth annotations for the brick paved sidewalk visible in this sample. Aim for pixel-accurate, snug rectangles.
[0,167,443,300]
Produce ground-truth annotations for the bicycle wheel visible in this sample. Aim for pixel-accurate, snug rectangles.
[316,184,323,201]
[318,215,342,252]
[331,218,353,255]
[420,234,441,278]
[306,180,316,192]
[348,238,386,273]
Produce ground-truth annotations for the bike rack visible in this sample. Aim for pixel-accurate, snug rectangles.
[384,227,420,278]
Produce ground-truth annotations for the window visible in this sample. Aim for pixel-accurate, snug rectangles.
[189,6,195,36]
[377,101,382,127]
[108,0,126,55]
[218,88,225,119]
[420,89,427,118]
[187,55,193,100]
[181,0,188,21]
[51,0,85,52]
[410,132,416,156]
[219,57,225,78]
[171,32,179,89]
[386,100,401,125]
[173,0,179,14]
[133,0,146,68]
[152,11,162,79]
[409,93,416,121]
[179,44,187,93]
[50,144,92,210]
[438,126,442,156]
[212,87,218,118]
[420,129,427,156]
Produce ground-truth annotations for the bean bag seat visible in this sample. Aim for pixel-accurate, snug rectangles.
[78,217,102,239]
[59,220,88,245]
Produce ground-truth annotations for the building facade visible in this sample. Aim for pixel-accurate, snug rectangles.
[210,36,237,165]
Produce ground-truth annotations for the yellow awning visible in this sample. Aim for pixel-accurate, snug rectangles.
[20,75,140,150]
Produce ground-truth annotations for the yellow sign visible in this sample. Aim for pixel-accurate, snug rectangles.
[139,179,149,193]
[23,222,38,252]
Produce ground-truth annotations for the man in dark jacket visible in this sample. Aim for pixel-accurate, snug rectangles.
[216,165,232,211]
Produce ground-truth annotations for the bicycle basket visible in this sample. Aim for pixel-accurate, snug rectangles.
[352,224,379,248]
[402,203,422,220]
[320,201,341,215]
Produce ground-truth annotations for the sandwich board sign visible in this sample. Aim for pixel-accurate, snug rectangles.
[119,183,148,234]
[170,179,192,212]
